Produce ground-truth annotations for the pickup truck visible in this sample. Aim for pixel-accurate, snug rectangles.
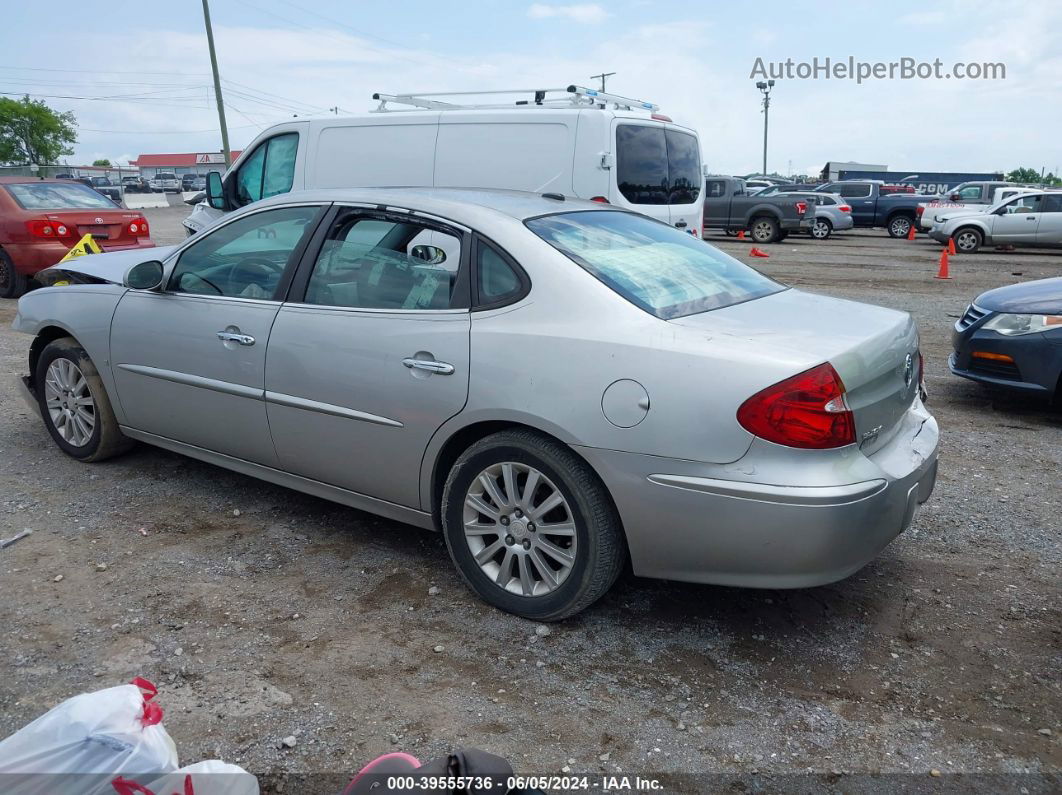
[703,176,813,243]
[916,181,1023,230]
[813,180,935,237]
[88,176,123,205]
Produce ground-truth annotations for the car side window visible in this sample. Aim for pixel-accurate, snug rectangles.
[235,132,299,207]
[1004,195,1042,214]
[304,214,462,310]
[477,241,522,304]
[169,205,318,299]
[1040,194,1062,213]
[955,185,982,200]
[838,183,871,198]
[705,180,726,198]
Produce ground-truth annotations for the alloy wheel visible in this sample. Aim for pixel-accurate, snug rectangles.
[955,231,979,252]
[811,220,830,239]
[890,217,911,237]
[43,357,96,447]
[462,461,577,597]
[752,221,773,242]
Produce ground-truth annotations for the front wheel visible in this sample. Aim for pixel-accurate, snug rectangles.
[953,227,983,254]
[887,215,913,238]
[35,338,133,462]
[750,216,780,244]
[810,218,832,240]
[441,429,624,621]
[0,250,29,299]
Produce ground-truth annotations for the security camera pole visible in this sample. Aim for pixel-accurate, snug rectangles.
[756,79,775,176]
[201,0,232,168]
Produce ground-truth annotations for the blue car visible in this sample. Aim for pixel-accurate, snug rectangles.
[950,277,1062,400]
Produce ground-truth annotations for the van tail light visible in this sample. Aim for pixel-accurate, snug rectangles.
[129,218,149,236]
[737,362,856,450]
[651,113,673,122]
[795,201,807,215]
[590,196,610,203]
[839,205,851,213]
[26,220,74,239]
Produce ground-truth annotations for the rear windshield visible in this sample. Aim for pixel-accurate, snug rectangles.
[156,173,176,180]
[616,125,701,206]
[527,210,783,319]
[5,182,116,210]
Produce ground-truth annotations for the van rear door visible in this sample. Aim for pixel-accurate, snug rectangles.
[611,120,703,234]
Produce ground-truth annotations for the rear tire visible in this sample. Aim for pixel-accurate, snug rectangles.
[810,218,832,240]
[441,429,624,621]
[750,216,780,244]
[35,338,133,462]
[0,250,28,299]
[953,227,983,254]
[887,214,913,238]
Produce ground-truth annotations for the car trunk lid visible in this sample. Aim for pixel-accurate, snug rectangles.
[44,210,144,248]
[669,289,921,453]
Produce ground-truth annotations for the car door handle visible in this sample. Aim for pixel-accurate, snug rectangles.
[403,358,454,375]
[674,220,688,228]
[1026,216,1038,221]
[217,331,255,346]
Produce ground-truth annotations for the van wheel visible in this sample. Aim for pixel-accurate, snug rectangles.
[0,250,28,299]
[810,218,832,240]
[35,338,133,462]
[441,429,624,621]
[887,214,913,238]
[750,216,780,244]
[953,227,983,254]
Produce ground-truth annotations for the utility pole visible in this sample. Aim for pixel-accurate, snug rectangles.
[201,0,232,168]
[591,72,616,92]
[755,79,775,176]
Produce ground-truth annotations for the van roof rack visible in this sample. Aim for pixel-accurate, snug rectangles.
[370,85,659,113]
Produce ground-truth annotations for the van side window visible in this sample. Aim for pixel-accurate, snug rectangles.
[235,132,299,207]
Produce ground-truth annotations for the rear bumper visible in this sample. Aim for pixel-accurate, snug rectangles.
[831,213,855,231]
[5,239,156,275]
[577,400,939,588]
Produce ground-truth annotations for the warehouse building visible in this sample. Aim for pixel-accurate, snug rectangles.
[131,151,242,180]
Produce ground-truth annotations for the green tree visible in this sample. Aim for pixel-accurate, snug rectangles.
[1006,166,1044,184]
[0,95,77,166]
[92,158,111,167]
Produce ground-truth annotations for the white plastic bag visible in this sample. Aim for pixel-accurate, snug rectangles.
[0,677,178,795]
[119,760,260,795]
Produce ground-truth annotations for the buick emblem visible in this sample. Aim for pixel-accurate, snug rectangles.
[94,217,104,224]
[903,353,914,387]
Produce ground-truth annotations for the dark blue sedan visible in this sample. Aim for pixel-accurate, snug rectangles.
[950,277,1062,400]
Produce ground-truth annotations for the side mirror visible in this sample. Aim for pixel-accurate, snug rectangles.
[410,245,446,264]
[124,260,165,290]
[949,193,961,201]
[206,171,225,210]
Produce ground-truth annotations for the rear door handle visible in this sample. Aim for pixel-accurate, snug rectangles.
[403,358,454,375]
[217,331,255,346]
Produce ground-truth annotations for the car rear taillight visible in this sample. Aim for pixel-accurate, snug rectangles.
[129,217,149,236]
[737,362,856,450]
[590,196,610,203]
[839,205,851,213]
[916,205,925,218]
[26,220,73,239]
[795,201,807,215]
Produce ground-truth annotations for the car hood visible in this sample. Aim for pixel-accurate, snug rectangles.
[975,277,1062,314]
[37,245,176,286]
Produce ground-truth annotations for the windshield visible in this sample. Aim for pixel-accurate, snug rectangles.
[5,182,116,210]
[526,210,784,319]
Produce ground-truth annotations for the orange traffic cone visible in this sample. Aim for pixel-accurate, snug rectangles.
[749,247,769,258]
[737,229,746,240]
[907,223,916,240]
[935,249,951,280]
[947,237,957,255]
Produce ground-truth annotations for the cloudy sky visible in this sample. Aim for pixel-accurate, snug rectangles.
[3,0,1059,176]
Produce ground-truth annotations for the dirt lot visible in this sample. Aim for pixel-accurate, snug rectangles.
[0,215,1059,793]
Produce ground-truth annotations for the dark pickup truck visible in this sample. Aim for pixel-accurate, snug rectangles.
[813,181,934,237]
[703,176,813,243]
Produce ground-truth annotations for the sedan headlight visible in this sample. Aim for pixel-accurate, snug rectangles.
[981,313,1062,336]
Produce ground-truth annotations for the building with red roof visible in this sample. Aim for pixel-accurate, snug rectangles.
[130,151,242,178]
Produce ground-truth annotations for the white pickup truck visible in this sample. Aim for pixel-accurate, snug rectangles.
[916,182,1033,230]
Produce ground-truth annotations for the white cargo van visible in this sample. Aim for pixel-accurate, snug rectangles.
[185,85,705,237]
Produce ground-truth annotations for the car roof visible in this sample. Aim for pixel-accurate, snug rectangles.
[253,187,625,222]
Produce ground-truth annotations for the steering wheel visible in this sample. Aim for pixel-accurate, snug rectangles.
[225,256,283,293]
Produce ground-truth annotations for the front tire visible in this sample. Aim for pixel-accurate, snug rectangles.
[441,429,624,621]
[0,250,29,299]
[750,216,780,244]
[35,338,133,462]
[953,227,983,254]
[810,218,832,240]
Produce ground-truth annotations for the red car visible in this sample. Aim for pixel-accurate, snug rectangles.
[0,177,154,298]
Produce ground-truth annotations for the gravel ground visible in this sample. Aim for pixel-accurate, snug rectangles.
[0,215,1059,794]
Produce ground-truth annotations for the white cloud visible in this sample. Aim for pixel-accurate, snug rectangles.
[527,4,610,24]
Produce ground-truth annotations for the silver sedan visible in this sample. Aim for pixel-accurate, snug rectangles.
[12,188,939,620]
